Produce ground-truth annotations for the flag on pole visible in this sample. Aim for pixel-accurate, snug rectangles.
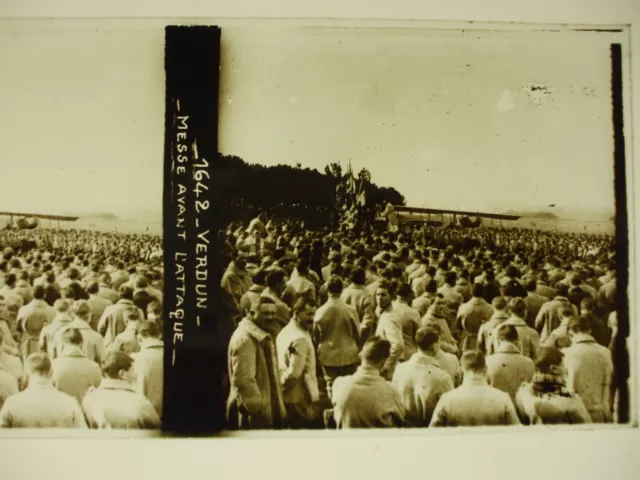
[357,189,366,206]
[346,159,356,194]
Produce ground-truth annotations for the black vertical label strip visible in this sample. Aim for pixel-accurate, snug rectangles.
[611,43,630,423]
[163,26,223,435]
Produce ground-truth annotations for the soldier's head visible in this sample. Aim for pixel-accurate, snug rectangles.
[293,297,316,332]
[376,280,394,310]
[329,262,344,280]
[485,269,495,282]
[295,257,310,277]
[327,275,344,297]
[136,321,161,344]
[568,315,591,339]
[250,296,277,332]
[265,268,287,297]
[460,350,487,379]
[54,298,71,314]
[118,285,134,301]
[472,283,485,299]
[556,284,569,298]
[233,252,247,270]
[504,280,524,299]
[580,297,595,315]
[251,268,267,287]
[415,326,440,356]
[61,328,84,353]
[124,307,142,327]
[147,300,163,322]
[425,279,438,295]
[102,350,136,384]
[560,305,576,322]
[379,267,392,281]
[492,296,508,313]
[67,267,81,281]
[444,271,457,287]
[525,280,537,293]
[508,297,527,319]
[100,272,112,287]
[534,346,565,378]
[359,336,391,371]
[25,353,53,382]
[350,267,366,287]
[506,265,520,279]
[569,274,582,288]
[135,276,150,290]
[45,271,57,285]
[72,300,91,322]
[85,281,99,296]
[61,285,77,301]
[356,257,369,271]
[538,270,549,283]
[277,257,293,276]
[396,282,413,303]
[496,324,520,349]
[33,285,46,301]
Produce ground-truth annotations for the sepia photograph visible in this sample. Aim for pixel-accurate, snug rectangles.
[0,0,638,476]
[0,21,165,432]
[0,15,634,439]
[215,25,632,431]
[1,0,639,477]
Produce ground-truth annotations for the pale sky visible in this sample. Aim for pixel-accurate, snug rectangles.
[219,27,623,217]
[0,24,624,221]
[0,22,165,220]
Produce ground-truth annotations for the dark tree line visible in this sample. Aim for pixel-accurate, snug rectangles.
[211,153,405,230]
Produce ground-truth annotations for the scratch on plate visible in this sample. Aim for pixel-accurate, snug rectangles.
[521,82,555,106]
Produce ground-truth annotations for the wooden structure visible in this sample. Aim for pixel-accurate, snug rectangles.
[378,205,521,228]
[0,211,79,229]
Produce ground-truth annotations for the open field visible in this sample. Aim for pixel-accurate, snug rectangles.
[2,213,615,237]
[398,213,616,235]
[0,215,162,236]
[505,217,615,235]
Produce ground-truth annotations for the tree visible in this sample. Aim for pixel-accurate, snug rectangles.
[212,153,406,230]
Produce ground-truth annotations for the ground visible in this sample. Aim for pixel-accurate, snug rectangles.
[0,215,162,236]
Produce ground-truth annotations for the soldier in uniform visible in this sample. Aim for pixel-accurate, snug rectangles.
[0,353,87,428]
[331,336,405,428]
[111,308,142,354]
[227,296,287,429]
[82,350,161,429]
[381,203,399,233]
[51,328,102,404]
[51,300,105,364]
[132,321,164,420]
[276,297,320,428]
[515,346,592,425]
[430,350,521,427]
[17,285,55,362]
[0,329,18,410]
